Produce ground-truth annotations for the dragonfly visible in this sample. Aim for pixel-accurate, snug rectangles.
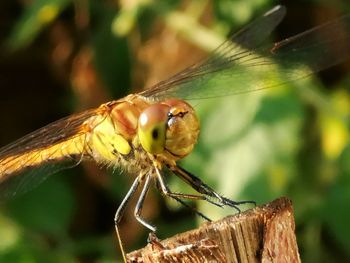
[1,5,350,262]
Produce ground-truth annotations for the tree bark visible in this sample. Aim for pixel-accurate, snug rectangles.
[127,197,300,263]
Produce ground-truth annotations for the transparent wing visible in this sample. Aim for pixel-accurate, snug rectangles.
[140,5,350,100]
[0,108,99,199]
[0,109,98,158]
[0,156,82,200]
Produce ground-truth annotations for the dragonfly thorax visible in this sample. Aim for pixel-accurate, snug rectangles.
[138,99,199,160]
[86,95,199,170]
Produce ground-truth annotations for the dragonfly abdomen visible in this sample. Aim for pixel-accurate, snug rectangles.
[0,135,86,180]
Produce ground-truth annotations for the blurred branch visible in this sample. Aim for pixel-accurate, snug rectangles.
[164,10,225,52]
[127,197,301,263]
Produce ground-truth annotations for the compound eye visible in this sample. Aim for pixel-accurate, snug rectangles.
[138,104,169,154]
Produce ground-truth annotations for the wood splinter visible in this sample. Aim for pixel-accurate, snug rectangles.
[127,197,301,263]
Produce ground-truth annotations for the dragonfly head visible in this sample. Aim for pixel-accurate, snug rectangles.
[138,99,199,159]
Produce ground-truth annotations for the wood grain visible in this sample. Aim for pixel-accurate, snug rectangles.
[127,197,300,263]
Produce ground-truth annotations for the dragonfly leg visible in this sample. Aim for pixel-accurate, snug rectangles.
[154,179,212,221]
[147,232,165,250]
[169,165,256,212]
[114,174,143,263]
[155,166,223,208]
[134,173,157,232]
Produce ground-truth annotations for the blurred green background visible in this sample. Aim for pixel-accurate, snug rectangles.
[1,0,350,262]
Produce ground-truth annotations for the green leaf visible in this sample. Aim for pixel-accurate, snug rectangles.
[6,172,74,236]
[323,144,350,253]
[90,1,131,98]
[6,0,70,50]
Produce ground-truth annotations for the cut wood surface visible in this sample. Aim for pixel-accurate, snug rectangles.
[127,197,300,263]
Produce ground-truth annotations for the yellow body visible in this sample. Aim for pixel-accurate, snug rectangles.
[88,114,132,157]
[0,94,199,183]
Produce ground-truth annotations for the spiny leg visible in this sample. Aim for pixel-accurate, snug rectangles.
[114,174,143,263]
[155,166,224,208]
[154,180,212,222]
[167,194,212,222]
[134,173,156,232]
[169,165,256,212]
[132,173,166,249]
[147,232,165,250]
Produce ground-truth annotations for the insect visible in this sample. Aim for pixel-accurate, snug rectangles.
[1,5,350,262]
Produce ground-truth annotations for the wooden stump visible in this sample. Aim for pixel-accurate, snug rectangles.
[127,197,300,263]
